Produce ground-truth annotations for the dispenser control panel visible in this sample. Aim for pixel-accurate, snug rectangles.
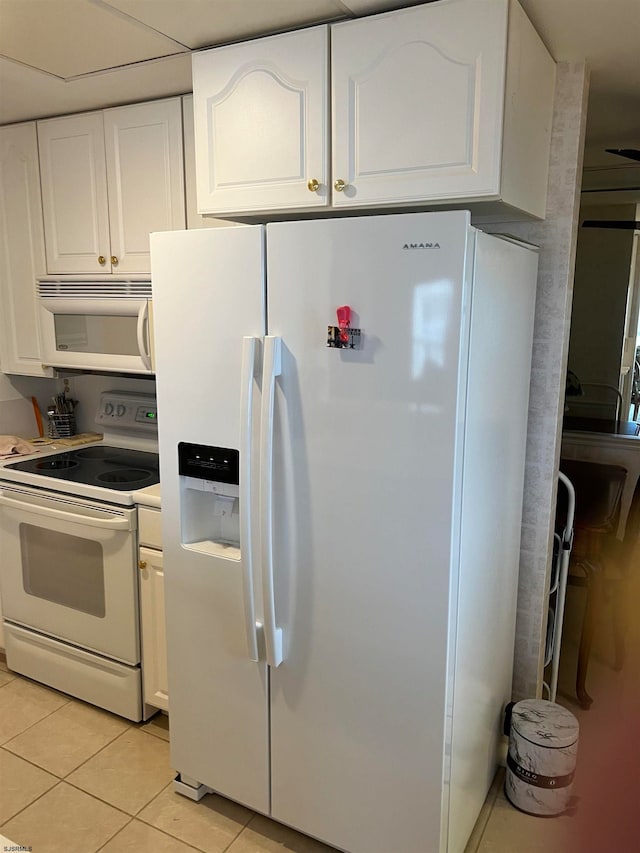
[178,442,239,496]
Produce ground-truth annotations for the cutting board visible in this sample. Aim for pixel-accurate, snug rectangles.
[0,398,38,439]
[54,432,103,446]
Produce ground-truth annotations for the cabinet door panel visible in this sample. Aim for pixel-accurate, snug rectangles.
[104,99,185,274]
[182,96,229,229]
[139,546,169,712]
[0,123,53,376]
[331,0,508,208]
[193,26,328,214]
[38,113,111,273]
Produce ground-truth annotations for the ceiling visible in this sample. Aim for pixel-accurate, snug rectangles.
[0,0,638,176]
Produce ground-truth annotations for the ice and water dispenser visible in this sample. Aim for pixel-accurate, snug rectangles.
[178,442,241,558]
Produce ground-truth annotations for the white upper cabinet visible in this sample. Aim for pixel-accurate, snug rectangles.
[192,26,329,215]
[332,0,505,208]
[38,98,186,275]
[103,100,187,272]
[0,122,53,377]
[192,0,555,219]
[38,112,111,275]
[182,95,235,229]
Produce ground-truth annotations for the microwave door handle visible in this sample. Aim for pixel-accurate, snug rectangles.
[137,302,152,371]
[0,493,132,530]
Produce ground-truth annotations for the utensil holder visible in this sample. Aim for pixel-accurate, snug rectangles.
[48,413,77,438]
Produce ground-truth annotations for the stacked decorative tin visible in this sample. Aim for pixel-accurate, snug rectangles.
[505,699,579,816]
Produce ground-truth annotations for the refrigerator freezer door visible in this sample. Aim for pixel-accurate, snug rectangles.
[150,226,270,812]
[265,212,473,852]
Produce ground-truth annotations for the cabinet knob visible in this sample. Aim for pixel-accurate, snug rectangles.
[138,560,147,570]
[307,178,320,192]
[334,179,347,192]
[98,255,106,265]
[111,256,119,266]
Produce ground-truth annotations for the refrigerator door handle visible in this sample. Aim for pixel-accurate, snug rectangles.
[240,336,260,662]
[259,335,284,667]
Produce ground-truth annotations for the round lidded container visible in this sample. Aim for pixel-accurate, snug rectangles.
[505,699,579,816]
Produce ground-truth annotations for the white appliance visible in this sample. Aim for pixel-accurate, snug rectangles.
[150,212,538,853]
[37,279,153,374]
[0,391,159,721]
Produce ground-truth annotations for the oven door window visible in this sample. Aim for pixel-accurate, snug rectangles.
[53,314,139,355]
[20,523,106,618]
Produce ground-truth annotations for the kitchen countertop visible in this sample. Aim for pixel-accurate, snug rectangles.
[132,482,161,508]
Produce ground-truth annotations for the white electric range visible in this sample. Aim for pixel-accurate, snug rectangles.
[0,391,159,721]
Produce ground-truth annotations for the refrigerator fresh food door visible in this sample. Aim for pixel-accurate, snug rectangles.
[265,211,473,853]
[150,226,270,812]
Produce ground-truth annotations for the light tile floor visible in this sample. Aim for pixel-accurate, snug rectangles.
[1,566,638,853]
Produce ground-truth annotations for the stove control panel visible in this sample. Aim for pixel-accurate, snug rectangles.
[95,391,158,433]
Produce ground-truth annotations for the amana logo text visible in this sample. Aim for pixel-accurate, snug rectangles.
[403,242,441,249]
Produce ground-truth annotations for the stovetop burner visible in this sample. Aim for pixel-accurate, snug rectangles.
[4,445,160,492]
[97,468,154,486]
[36,458,80,471]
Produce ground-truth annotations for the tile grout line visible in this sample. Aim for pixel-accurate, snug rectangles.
[1,715,133,783]
[219,809,258,853]
[92,811,211,853]
[0,750,59,829]
[0,675,73,747]
[0,694,174,838]
[92,814,135,853]
[59,720,133,780]
[0,743,61,781]
[0,673,201,849]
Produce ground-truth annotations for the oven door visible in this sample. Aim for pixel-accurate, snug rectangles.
[38,296,153,374]
[0,484,139,665]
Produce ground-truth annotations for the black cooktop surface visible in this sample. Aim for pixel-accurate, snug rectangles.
[4,445,160,491]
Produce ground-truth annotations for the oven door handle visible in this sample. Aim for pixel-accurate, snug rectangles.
[0,493,132,530]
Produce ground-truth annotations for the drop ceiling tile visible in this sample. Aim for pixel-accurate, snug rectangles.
[0,53,192,125]
[0,0,187,79]
[338,0,418,13]
[102,0,348,49]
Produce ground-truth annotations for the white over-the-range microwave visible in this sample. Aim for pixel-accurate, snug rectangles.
[37,279,154,374]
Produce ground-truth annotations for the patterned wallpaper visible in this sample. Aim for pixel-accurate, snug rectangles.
[484,62,590,699]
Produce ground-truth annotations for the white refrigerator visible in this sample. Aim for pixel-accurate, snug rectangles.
[150,211,538,853]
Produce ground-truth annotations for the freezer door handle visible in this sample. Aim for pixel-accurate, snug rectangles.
[240,336,260,662]
[259,335,284,667]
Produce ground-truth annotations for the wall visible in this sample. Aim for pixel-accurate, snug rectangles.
[63,374,156,434]
[0,374,59,436]
[0,373,156,438]
[482,62,590,699]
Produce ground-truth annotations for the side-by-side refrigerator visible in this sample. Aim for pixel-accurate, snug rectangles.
[150,211,538,853]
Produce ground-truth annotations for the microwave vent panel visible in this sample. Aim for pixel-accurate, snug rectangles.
[37,280,152,299]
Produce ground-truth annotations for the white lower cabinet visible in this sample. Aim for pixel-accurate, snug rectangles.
[138,507,168,712]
